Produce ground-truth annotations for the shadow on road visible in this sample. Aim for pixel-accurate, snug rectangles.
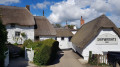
[8,57,29,67]
[49,51,64,65]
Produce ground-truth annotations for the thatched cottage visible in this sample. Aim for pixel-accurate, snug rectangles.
[71,15,120,61]
[55,28,73,49]
[0,5,35,44]
[34,16,56,41]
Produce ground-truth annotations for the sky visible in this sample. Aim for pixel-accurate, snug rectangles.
[0,0,120,28]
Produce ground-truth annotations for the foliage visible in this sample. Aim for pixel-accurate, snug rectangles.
[21,32,26,38]
[13,42,18,46]
[33,39,59,66]
[23,39,42,50]
[0,18,8,67]
[68,25,74,29]
[88,51,92,64]
[55,24,61,28]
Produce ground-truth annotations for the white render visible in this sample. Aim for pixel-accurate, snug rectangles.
[6,24,34,44]
[57,37,71,49]
[72,29,120,61]
[71,31,77,35]
[39,36,55,41]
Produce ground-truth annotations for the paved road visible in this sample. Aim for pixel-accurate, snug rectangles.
[8,50,88,67]
[47,50,86,67]
[8,57,37,67]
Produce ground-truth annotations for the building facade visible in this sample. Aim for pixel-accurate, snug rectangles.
[0,5,35,44]
[56,28,73,49]
[71,15,120,61]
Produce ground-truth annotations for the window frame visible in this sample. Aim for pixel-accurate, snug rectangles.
[11,23,15,28]
[61,37,64,40]
[15,31,20,37]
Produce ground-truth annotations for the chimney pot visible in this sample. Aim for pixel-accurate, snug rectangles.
[80,16,84,26]
[26,5,30,11]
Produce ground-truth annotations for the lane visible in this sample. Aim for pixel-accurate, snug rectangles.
[48,50,86,67]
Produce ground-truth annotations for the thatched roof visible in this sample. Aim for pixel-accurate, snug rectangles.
[0,5,35,26]
[34,16,56,36]
[71,15,120,49]
[56,28,73,37]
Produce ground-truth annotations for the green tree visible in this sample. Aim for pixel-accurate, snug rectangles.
[0,18,8,67]
[55,24,61,28]
[68,25,74,29]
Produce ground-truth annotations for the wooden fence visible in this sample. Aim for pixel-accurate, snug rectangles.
[92,54,108,65]
[97,54,108,64]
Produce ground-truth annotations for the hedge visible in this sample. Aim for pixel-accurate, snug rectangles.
[23,39,59,66]
[33,39,59,66]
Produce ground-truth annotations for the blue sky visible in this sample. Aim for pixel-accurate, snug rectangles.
[0,0,120,28]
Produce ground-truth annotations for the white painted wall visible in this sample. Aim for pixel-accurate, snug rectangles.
[72,31,77,35]
[72,29,120,61]
[6,25,34,44]
[39,36,55,41]
[57,37,71,49]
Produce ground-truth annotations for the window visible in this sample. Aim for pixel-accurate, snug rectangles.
[35,36,39,41]
[69,36,72,41]
[15,31,20,37]
[11,24,15,28]
[55,37,57,40]
[61,37,64,40]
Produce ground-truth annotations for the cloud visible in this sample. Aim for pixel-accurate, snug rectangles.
[48,0,120,28]
[33,1,50,9]
[0,0,20,4]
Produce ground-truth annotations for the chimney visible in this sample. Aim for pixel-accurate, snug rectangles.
[43,10,44,16]
[26,5,30,11]
[65,20,69,29]
[80,16,84,26]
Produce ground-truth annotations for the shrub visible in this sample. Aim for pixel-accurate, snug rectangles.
[0,18,8,67]
[88,51,92,64]
[33,39,59,65]
[13,42,18,46]
[23,39,42,50]
[21,32,26,38]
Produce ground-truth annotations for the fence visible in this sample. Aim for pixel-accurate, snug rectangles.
[4,50,9,67]
[92,54,108,65]
[97,54,108,64]
[25,47,34,62]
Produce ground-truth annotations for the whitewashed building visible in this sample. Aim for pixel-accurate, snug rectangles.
[71,15,120,61]
[0,5,35,44]
[55,28,73,49]
[34,16,56,41]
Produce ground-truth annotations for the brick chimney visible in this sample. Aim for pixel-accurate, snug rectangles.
[26,5,30,11]
[80,16,84,26]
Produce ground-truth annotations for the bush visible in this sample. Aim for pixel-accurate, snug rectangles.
[0,18,8,67]
[33,39,59,65]
[21,32,26,38]
[23,39,41,50]
[13,42,18,46]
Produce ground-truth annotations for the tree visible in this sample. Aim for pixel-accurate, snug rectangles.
[0,18,7,67]
[68,25,74,29]
[54,24,62,28]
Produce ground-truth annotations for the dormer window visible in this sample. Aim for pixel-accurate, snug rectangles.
[11,24,15,28]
